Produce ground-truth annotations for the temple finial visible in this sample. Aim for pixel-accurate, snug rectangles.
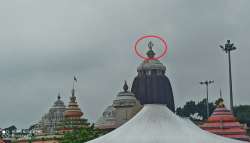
[57,93,61,100]
[123,80,128,92]
[71,88,75,97]
[220,89,222,98]
[217,89,224,107]
[146,41,155,58]
[70,88,76,102]
[71,76,77,97]
[148,41,154,50]
[70,93,76,102]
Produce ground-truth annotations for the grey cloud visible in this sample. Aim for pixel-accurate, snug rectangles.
[0,0,250,128]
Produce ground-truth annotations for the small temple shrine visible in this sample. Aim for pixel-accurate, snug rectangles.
[59,86,89,133]
[64,91,83,120]
[95,81,142,131]
[36,94,66,134]
[200,98,250,142]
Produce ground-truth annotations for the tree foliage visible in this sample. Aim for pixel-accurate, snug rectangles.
[234,105,250,126]
[176,98,216,120]
[60,125,103,143]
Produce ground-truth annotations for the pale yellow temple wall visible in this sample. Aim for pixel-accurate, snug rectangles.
[114,101,142,126]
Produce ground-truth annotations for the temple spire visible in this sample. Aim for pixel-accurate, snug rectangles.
[146,41,155,58]
[123,80,128,92]
[219,89,222,98]
[70,76,78,103]
[72,76,78,97]
[58,93,61,100]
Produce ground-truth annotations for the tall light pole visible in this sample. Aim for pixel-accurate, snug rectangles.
[220,40,236,113]
[200,80,214,119]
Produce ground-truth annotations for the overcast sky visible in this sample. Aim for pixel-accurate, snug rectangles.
[0,0,250,129]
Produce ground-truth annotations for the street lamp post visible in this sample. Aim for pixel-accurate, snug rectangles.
[220,40,236,113]
[200,80,214,119]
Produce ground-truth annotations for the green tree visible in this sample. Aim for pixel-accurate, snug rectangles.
[60,125,103,143]
[176,98,216,120]
[234,105,250,126]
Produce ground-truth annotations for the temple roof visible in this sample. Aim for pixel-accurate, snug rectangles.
[87,105,244,143]
[113,81,139,107]
[95,106,118,130]
[64,89,83,118]
[137,59,166,72]
[52,94,66,109]
[200,100,250,142]
[131,41,174,111]
[41,94,66,122]
[95,81,142,130]
[137,41,166,72]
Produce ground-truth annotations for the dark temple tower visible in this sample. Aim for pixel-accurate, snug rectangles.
[131,41,175,112]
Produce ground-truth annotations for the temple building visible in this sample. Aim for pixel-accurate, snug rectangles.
[58,87,89,132]
[131,41,175,112]
[200,98,250,142]
[95,81,142,131]
[87,41,244,143]
[37,94,66,134]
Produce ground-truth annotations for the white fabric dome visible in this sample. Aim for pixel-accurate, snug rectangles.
[87,104,244,143]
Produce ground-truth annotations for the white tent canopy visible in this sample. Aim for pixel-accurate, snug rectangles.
[87,104,245,143]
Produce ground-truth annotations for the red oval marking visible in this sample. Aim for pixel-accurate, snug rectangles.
[134,35,168,60]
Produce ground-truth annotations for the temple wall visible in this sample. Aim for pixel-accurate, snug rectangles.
[114,104,142,125]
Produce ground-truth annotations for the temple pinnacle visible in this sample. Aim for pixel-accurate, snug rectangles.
[123,80,129,92]
[57,93,61,100]
[146,41,155,58]
[220,89,222,98]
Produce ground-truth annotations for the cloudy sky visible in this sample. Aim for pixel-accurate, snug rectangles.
[0,0,250,129]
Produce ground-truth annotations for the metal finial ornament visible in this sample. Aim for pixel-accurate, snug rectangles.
[146,41,155,58]
[220,89,222,98]
[71,88,75,97]
[71,75,77,98]
[70,88,76,102]
[57,93,61,100]
[123,80,129,92]
[148,41,154,50]
[70,93,76,102]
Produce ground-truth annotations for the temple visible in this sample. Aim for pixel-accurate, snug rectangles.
[37,94,66,134]
[95,81,142,131]
[200,98,250,142]
[131,41,175,111]
[58,87,89,132]
[86,41,245,143]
